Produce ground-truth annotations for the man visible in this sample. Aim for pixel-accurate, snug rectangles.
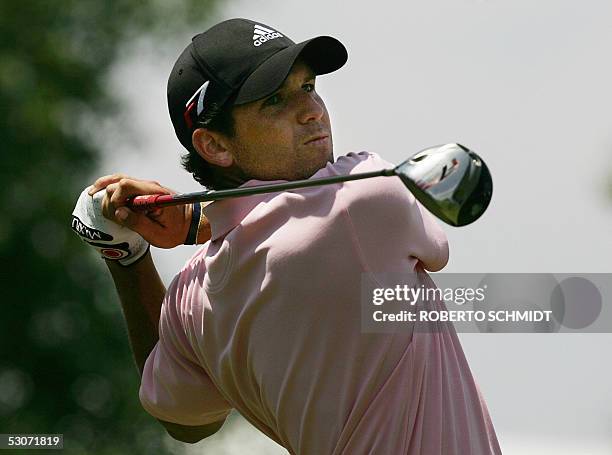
[73,18,501,454]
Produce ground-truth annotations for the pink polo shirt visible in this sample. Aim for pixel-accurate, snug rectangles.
[139,151,501,454]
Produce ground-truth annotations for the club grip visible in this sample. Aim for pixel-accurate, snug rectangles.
[127,194,174,210]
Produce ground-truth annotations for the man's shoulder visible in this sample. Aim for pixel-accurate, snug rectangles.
[165,245,210,299]
[333,151,393,175]
[333,151,408,202]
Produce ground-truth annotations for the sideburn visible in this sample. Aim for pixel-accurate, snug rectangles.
[208,161,250,190]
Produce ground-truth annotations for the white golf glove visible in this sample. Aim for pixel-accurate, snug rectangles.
[71,187,149,266]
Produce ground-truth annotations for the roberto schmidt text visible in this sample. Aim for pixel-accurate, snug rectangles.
[372,310,553,323]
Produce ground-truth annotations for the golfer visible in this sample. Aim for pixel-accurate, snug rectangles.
[73,18,501,454]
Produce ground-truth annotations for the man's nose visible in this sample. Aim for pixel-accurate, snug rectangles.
[296,93,324,124]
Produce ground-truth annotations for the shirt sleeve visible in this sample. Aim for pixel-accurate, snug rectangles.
[139,274,233,426]
[342,151,449,272]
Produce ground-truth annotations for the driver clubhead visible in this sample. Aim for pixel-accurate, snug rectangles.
[393,143,493,226]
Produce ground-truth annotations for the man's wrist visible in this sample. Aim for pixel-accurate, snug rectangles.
[105,247,152,272]
[184,202,200,245]
[196,203,212,244]
[181,202,212,245]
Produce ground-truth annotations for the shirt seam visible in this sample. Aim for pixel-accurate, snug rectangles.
[342,206,384,289]
[204,239,235,294]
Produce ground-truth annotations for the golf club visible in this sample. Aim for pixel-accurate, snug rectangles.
[127,143,493,226]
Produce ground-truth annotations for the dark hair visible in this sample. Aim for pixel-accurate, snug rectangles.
[181,96,236,190]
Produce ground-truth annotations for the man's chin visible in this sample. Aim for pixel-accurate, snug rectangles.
[297,157,333,180]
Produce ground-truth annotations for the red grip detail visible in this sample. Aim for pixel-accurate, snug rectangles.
[129,194,174,210]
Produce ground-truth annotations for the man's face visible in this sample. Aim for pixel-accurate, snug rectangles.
[225,60,334,181]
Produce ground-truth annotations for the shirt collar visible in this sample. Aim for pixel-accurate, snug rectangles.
[202,160,340,242]
[203,163,346,242]
[203,178,286,242]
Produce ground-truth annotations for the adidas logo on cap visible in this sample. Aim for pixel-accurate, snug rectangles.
[252,24,283,47]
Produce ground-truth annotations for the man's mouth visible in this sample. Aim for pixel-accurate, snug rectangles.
[304,134,329,145]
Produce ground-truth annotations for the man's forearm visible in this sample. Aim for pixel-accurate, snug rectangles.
[106,251,166,375]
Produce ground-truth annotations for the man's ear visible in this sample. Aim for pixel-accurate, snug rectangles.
[192,128,234,167]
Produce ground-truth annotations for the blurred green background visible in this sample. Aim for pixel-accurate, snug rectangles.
[0,2,225,454]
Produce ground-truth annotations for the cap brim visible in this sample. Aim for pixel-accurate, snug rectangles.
[234,36,348,105]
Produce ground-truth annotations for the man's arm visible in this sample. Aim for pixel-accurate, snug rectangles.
[105,251,165,375]
[106,252,225,442]
[92,175,224,442]
[160,419,226,443]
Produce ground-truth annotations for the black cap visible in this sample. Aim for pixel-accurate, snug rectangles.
[167,18,348,152]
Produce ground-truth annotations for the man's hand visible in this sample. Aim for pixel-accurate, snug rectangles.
[88,174,193,249]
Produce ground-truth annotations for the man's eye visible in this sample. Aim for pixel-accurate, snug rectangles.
[263,93,281,106]
[303,83,315,92]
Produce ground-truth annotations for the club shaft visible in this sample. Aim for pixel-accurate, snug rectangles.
[129,169,395,210]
